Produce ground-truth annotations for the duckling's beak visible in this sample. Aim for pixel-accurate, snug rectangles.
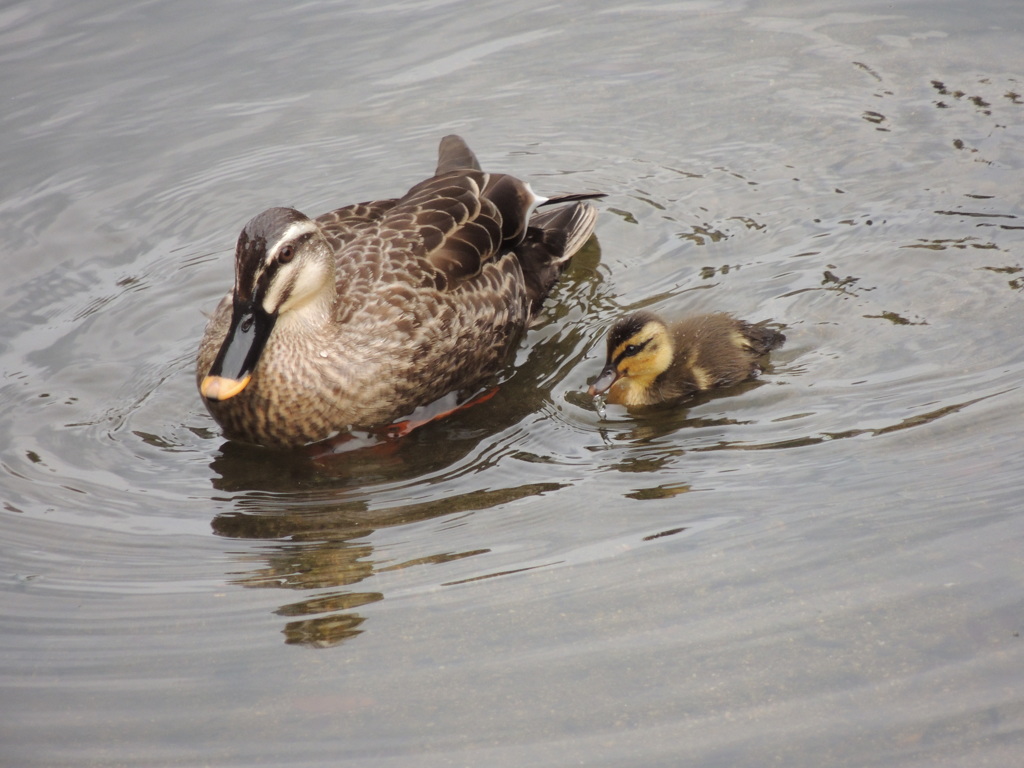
[588,363,620,397]
[200,301,277,401]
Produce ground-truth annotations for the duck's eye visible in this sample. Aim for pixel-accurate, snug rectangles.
[624,344,640,356]
[278,244,295,264]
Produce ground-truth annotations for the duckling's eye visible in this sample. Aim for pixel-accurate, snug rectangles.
[278,244,295,264]
[624,344,640,356]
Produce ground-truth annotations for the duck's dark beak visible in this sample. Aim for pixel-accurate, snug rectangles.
[200,300,277,401]
[587,363,620,397]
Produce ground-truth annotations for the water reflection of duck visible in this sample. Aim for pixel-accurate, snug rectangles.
[588,311,785,406]
[197,136,602,448]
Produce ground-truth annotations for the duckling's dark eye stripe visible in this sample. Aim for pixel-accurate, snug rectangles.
[614,338,649,366]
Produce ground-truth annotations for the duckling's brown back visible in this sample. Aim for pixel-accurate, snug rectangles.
[668,313,784,393]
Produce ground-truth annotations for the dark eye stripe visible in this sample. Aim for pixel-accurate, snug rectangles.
[613,338,649,367]
[276,231,314,264]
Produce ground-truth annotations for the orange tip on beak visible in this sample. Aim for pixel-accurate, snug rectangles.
[200,374,251,401]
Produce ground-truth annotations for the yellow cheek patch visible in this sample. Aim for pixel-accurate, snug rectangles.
[200,374,252,401]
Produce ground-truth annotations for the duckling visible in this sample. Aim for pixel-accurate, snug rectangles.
[196,135,602,448]
[588,311,785,406]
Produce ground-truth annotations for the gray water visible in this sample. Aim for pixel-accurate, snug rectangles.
[2,1,1023,766]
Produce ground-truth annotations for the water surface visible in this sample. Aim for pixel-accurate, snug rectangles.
[2,1,1023,766]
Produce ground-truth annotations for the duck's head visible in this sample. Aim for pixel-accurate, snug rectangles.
[200,207,334,401]
[588,312,674,405]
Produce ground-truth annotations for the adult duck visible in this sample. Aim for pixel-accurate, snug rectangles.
[197,135,601,447]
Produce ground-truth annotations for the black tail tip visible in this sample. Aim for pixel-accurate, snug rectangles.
[539,192,607,207]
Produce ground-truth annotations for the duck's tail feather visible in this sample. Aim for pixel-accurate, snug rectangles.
[519,201,600,317]
[742,322,787,354]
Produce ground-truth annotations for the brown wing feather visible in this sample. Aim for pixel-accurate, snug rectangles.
[316,139,597,311]
[341,139,598,295]
[381,170,504,284]
[315,199,398,251]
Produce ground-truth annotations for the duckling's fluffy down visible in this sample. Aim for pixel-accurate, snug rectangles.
[590,311,784,406]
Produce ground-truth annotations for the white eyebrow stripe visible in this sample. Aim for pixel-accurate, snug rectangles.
[265,220,319,263]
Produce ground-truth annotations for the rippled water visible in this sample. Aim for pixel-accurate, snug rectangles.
[2,1,1023,766]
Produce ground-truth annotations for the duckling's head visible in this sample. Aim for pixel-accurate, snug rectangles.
[588,312,674,405]
[200,207,335,402]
